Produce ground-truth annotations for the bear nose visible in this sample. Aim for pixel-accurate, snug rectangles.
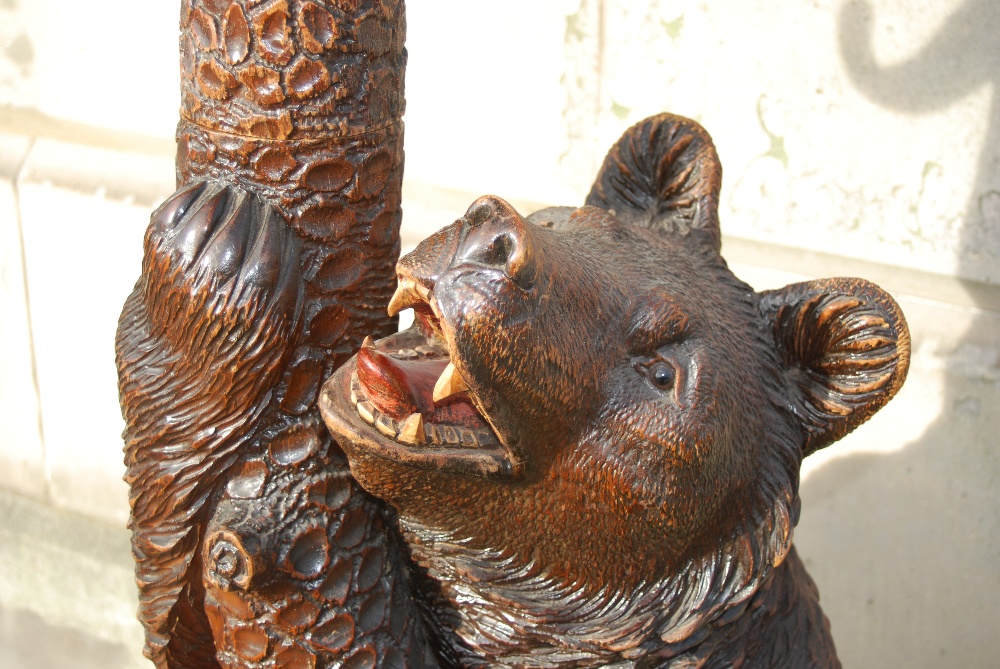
[455,195,536,288]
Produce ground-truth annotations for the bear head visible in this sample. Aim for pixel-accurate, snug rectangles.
[319,114,909,663]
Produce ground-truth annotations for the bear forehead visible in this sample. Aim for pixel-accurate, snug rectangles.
[540,218,760,345]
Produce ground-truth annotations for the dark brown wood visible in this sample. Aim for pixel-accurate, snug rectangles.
[319,114,911,667]
[115,2,442,668]
[117,3,910,666]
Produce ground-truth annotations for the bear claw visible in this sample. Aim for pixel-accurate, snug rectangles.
[150,182,298,293]
[140,180,303,341]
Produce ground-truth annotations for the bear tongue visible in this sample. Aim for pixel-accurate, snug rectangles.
[356,346,486,429]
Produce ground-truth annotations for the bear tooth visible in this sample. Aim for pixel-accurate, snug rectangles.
[357,401,375,424]
[398,413,425,445]
[362,335,375,349]
[427,295,445,322]
[375,413,398,437]
[432,362,469,402]
[388,277,427,317]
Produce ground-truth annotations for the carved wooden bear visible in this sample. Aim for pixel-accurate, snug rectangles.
[319,113,910,668]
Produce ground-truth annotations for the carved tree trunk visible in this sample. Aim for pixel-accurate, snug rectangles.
[116,2,439,667]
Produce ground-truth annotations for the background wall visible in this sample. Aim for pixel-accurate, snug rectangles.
[1,1,997,667]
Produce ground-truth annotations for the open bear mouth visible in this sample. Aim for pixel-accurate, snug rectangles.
[349,310,499,450]
[320,276,519,477]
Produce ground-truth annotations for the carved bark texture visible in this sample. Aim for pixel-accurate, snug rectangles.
[116,2,440,668]
[119,5,910,665]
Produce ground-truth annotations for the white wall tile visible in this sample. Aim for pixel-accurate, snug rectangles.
[0,490,146,668]
[0,132,46,500]
[17,139,173,526]
[0,0,179,140]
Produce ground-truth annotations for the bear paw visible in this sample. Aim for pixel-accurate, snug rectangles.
[115,181,306,668]
[138,180,303,351]
[117,180,305,447]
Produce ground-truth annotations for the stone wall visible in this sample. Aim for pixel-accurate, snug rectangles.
[1,1,997,667]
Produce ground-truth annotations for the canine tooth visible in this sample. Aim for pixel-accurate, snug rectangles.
[357,401,375,424]
[362,335,375,349]
[432,362,469,402]
[398,413,425,444]
[388,278,428,317]
[375,414,398,437]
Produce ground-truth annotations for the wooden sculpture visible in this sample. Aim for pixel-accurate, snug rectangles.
[116,2,910,668]
[318,114,911,667]
[116,1,439,668]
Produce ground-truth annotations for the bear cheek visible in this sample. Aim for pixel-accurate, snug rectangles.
[588,376,732,538]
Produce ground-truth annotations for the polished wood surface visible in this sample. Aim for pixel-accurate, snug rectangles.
[320,114,910,667]
[116,2,438,668]
[116,4,910,667]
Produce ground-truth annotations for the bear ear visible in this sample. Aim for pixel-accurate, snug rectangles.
[586,113,722,252]
[760,278,911,457]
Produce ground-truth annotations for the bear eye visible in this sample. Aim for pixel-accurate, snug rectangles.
[647,361,675,389]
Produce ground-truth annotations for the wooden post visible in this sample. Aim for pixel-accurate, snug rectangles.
[115,2,436,667]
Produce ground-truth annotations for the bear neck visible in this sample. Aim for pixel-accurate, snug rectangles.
[398,489,796,667]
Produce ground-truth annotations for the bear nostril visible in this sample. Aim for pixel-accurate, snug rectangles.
[489,233,514,267]
[491,229,535,288]
[457,196,537,288]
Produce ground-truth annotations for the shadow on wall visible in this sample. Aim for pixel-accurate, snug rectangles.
[794,2,1000,667]
[0,0,34,76]
[839,0,1000,287]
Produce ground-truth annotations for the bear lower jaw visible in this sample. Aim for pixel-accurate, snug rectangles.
[318,326,519,479]
[349,372,501,450]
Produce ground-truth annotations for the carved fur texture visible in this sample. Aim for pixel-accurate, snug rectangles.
[320,114,910,667]
[117,180,441,669]
[117,182,303,667]
[116,2,452,667]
